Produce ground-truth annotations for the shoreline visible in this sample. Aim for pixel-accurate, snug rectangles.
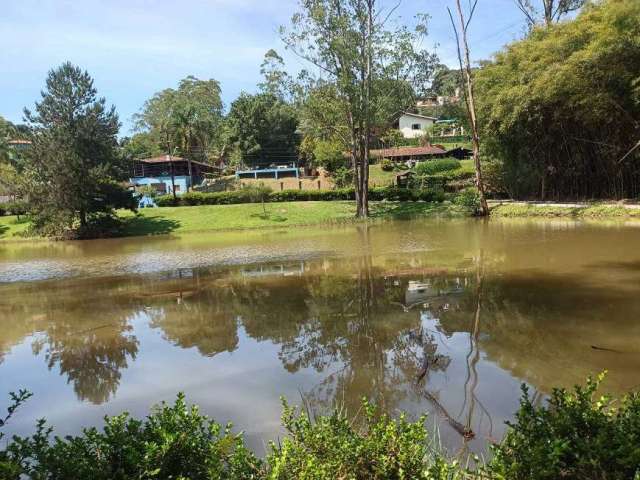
[2,199,640,243]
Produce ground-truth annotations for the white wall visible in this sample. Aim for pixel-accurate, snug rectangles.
[398,115,434,138]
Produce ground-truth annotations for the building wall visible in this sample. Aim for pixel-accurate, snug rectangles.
[398,115,435,138]
[130,176,190,195]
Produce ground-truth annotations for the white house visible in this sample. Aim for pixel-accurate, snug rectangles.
[398,112,437,138]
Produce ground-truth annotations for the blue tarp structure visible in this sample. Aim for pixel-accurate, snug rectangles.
[138,195,157,208]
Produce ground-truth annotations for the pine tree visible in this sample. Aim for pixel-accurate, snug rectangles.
[23,62,133,236]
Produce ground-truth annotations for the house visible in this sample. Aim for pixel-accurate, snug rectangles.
[7,139,32,151]
[129,155,216,195]
[370,145,447,163]
[397,112,437,139]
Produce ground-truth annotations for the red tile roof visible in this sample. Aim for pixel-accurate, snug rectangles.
[370,145,446,158]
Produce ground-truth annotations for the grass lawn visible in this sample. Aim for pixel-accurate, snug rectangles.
[0,201,465,241]
[490,202,640,218]
[368,164,399,187]
[369,159,475,187]
[0,215,31,239]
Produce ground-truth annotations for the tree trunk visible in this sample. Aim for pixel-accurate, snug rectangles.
[452,0,489,216]
[187,158,193,192]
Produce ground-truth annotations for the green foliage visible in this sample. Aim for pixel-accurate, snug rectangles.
[120,132,163,160]
[332,167,353,188]
[22,62,132,237]
[134,76,224,162]
[453,188,481,214]
[476,0,640,199]
[313,140,347,172]
[380,129,405,148]
[268,399,461,480]
[259,49,294,101]
[281,0,438,215]
[415,159,461,176]
[226,93,299,168]
[489,373,640,480]
[0,201,28,217]
[3,377,639,480]
[3,393,262,480]
[380,159,395,171]
[428,64,463,97]
[0,390,33,478]
[155,186,445,207]
[138,185,159,199]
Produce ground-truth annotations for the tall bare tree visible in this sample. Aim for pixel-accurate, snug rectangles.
[448,0,489,216]
[514,0,585,27]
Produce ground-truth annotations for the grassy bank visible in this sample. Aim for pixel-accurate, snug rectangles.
[490,202,640,218]
[0,201,465,241]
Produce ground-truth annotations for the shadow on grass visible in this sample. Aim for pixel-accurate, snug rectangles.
[121,215,182,236]
[249,212,288,222]
[0,223,8,237]
[369,202,448,219]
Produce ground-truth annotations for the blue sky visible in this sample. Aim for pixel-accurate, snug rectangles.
[1,0,526,134]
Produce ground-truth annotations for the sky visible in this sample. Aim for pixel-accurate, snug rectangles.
[0,0,527,134]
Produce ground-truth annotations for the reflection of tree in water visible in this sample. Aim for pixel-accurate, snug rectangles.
[270,226,454,416]
[148,285,239,357]
[1,278,142,404]
[32,319,138,404]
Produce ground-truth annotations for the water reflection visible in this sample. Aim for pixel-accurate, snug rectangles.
[1,220,640,454]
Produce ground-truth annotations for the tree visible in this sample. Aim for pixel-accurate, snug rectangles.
[313,139,348,172]
[448,0,490,216]
[135,76,224,166]
[281,0,437,218]
[23,62,134,236]
[225,92,299,168]
[476,0,640,199]
[0,116,16,164]
[259,49,294,101]
[514,0,585,27]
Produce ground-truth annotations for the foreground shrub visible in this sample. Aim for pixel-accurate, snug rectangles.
[415,158,460,176]
[3,393,262,480]
[268,399,463,480]
[489,372,640,480]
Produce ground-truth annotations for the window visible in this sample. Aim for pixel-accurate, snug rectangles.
[411,123,421,130]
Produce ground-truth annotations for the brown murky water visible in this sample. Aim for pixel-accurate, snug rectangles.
[1,218,639,455]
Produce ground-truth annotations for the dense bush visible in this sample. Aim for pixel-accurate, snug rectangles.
[332,166,353,188]
[489,373,640,480]
[0,201,28,217]
[268,399,462,480]
[1,393,262,480]
[1,376,639,479]
[475,0,640,199]
[313,140,348,172]
[156,186,446,207]
[380,158,395,171]
[415,158,461,176]
[453,188,481,214]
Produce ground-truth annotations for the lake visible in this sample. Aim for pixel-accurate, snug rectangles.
[1,217,639,456]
